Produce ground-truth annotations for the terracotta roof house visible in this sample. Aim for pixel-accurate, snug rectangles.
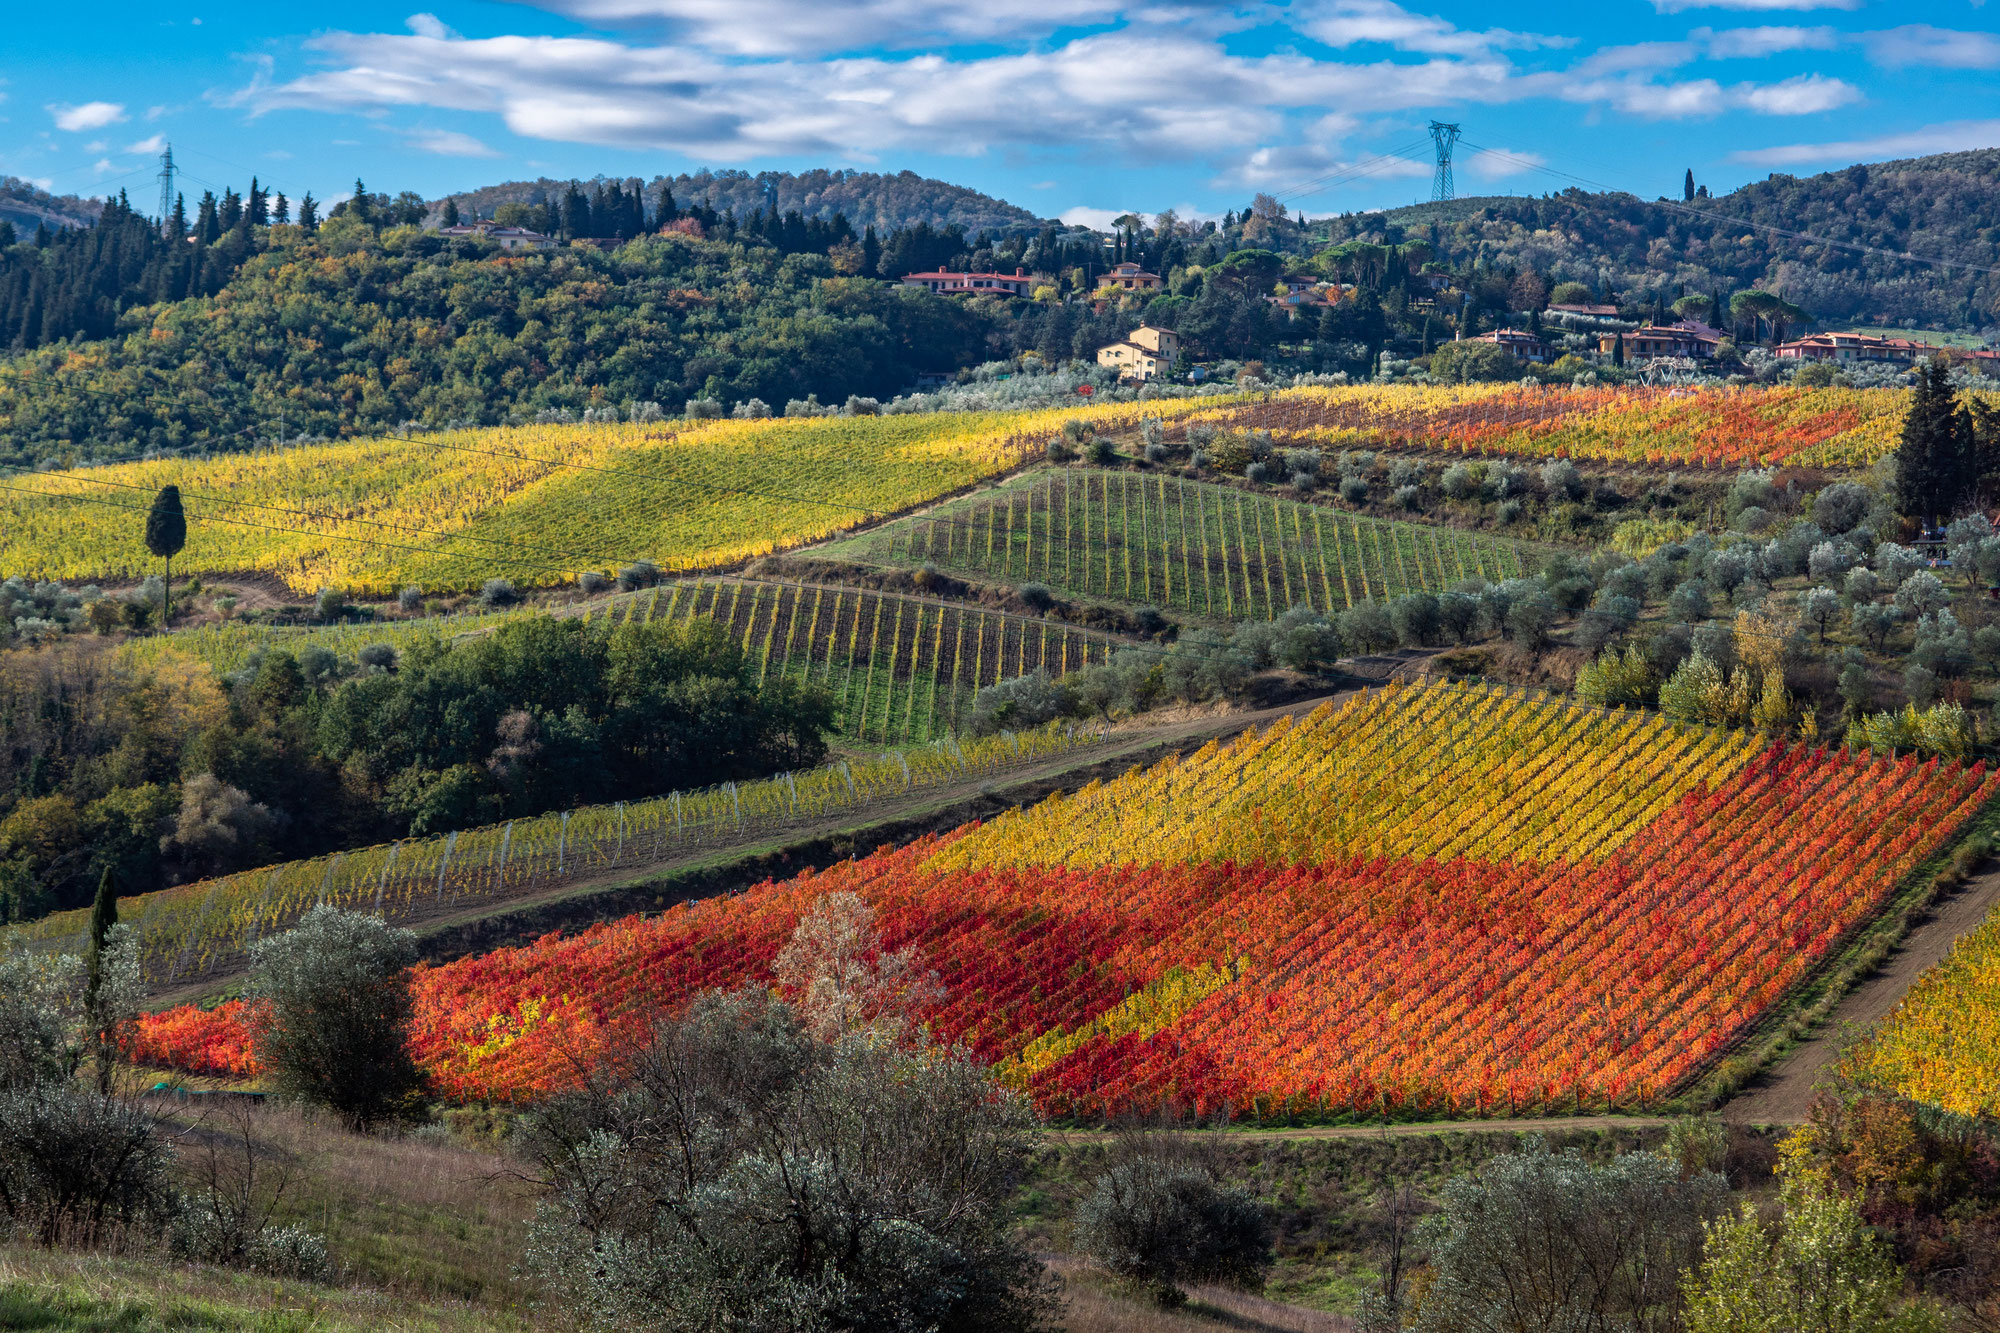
[1599,320,1723,360]
[1774,332,1930,364]
[1470,329,1553,363]
[1101,262,1164,292]
[1548,302,1622,318]
[900,268,1036,297]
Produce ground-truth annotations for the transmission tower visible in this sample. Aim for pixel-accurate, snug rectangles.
[1428,122,1461,204]
[155,143,176,230]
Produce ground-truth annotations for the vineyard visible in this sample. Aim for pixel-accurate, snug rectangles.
[1841,908,2000,1118]
[1178,384,1911,468]
[18,722,1102,989]
[589,579,1122,743]
[847,470,1545,620]
[0,402,1217,594]
[130,681,2000,1118]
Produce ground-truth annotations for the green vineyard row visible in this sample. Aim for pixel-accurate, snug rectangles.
[12,723,1104,989]
[856,471,1548,620]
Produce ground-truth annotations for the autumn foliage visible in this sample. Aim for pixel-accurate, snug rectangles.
[131,682,1997,1119]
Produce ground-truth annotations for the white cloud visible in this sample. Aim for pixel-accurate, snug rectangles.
[1731,118,2000,166]
[1465,146,1545,180]
[1695,25,1839,58]
[125,134,167,154]
[48,101,127,132]
[1736,72,1861,114]
[1574,41,1697,76]
[91,157,117,174]
[498,0,1135,56]
[1863,25,2000,69]
[404,127,500,156]
[1295,0,1565,57]
[1060,205,1129,230]
[407,13,461,40]
[1652,0,1859,11]
[238,24,1542,161]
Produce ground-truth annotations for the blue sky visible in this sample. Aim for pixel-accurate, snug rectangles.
[5,0,1999,228]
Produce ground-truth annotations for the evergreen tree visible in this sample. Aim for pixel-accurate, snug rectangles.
[440,198,460,228]
[655,183,678,225]
[83,868,119,1094]
[144,484,187,622]
[1613,331,1626,367]
[349,179,371,226]
[0,221,14,249]
[297,193,319,231]
[194,192,220,245]
[1894,359,1974,524]
[247,178,269,228]
[219,187,243,231]
[1683,168,1695,203]
[272,193,290,226]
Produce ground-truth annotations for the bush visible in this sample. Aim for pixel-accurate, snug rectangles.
[1815,482,1871,534]
[1244,460,1278,486]
[357,643,397,673]
[1073,1139,1272,1307]
[396,586,423,613]
[1540,458,1583,500]
[1340,476,1369,503]
[1440,463,1480,501]
[967,670,1072,735]
[1016,582,1057,612]
[1393,484,1421,510]
[249,907,424,1128]
[1290,470,1317,493]
[616,560,661,591]
[478,577,519,609]
[577,570,610,596]
[1088,437,1119,466]
[1414,1139,1725,1333]
[521,989,1057,1333]
[0,1084,176,1247]
[312,587,349,623]
[1496,499,1523,525]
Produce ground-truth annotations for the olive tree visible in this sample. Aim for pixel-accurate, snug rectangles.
[1072,1134,1272,1307]
[1414,1139,1727,1333]
[521,988,1057,1333]
[249,907,424,1128]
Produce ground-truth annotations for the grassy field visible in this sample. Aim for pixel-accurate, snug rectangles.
[832,468,1548,620]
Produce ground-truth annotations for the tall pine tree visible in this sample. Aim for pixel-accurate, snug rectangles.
[1894,359,1974,524]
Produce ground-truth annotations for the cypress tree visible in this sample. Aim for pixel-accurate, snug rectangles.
[84,868,119,1094]
[1683,168,1695,202]
[440,198,460,228]
[145,484,187,623]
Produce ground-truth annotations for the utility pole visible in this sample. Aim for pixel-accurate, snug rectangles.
[1428,122,1461,204]
[155,143,176,231]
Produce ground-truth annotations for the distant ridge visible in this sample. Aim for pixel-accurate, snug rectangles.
[440,168,1050,237]
[0,177,102,236]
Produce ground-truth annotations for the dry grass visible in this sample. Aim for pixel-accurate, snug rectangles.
[148,1097,537,1312]
[1049,1256,1354,1333]
[0,1245,539,1332]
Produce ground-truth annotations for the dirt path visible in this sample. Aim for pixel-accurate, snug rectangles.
[1721,858,2000,1125]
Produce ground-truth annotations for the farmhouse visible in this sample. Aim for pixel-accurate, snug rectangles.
[1095,325,1181,380]
[1598,320,1723,360]
[901,268,1036,297]
[437,223,556,251]
[1101,262,1163,292]
[1775,332,1926,364]
[1470,328,1553,363]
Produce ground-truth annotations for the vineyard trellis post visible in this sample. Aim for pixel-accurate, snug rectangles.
[373,842,399,915]
[435,831,458,898]
[557,810,570,873]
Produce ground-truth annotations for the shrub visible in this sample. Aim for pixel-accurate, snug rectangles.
[1414,1139,1725,1333]
[357,643,398,672]
[1496,499,1523,525]
[684,398,722,420]
[968,670,1073,735]
[843,395,881,416]
[577,570,610,596]
[1440,463,1480,501]
[1393,484,1421,510]
[1290,470,1317,493]
[1340,476,1369,503]
[0,1084,176,1247]
[1017,582,1057,611]
[521,989,1057,1333]
[1244,460,1278,486]
[1540,458,1583,500]
[616,560,661,591]
[478,578,519,609]
[1815,482,1871,534]
[1073,1139,1272,1307]
[1088,437,1119,466]
[249,907,424,1128]
[1143,442,1169,463]
[312,587,349,623]
[396,586,423,613]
